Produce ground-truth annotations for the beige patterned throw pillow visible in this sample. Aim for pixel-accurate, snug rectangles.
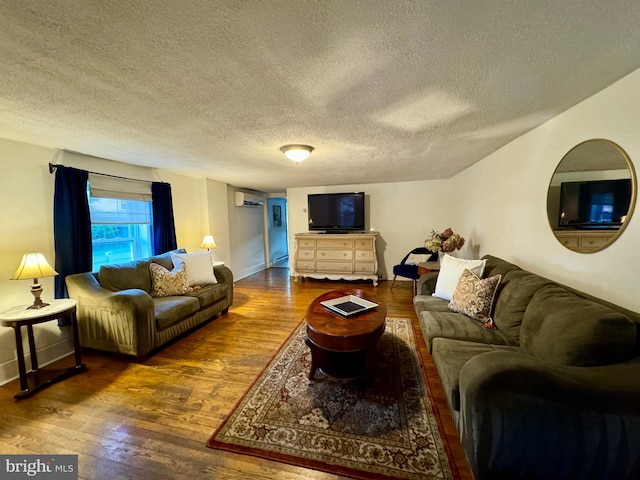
[448,268,501,329]
[149,262,193,297]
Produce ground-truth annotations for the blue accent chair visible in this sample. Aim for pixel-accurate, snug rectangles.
[390,247,437,295]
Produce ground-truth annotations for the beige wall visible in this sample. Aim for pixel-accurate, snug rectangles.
[2,67,640,385]
[206,179,231,265]
[0,142,232,384]
[287,180,459,280]
[0,143,70,383]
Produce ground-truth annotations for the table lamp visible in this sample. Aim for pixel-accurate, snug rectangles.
[201,235,218,251]
[10,253,59,309]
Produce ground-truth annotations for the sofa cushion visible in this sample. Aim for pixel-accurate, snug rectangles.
[419,307,518,353]
[481,255,521,280]
[448,269,501,329]
[492,269,553,342]
[184,283,228,308]
[149,263,192,297]
[153,296,200,331]
[521,284,637,366]
[99,259,152,293]
[432,338,518,411]
[414,294,453,313]
[149,248,185,270]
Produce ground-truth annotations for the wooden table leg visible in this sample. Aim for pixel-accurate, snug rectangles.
[305,337,318,380]
[26,324,39,371]
[70,311,83,368]
[13,325,28,394]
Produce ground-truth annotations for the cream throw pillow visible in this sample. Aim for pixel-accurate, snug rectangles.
[448,269,502,329]
[170,251,218,286]
[149,263,192,297]
[433,254,486,301]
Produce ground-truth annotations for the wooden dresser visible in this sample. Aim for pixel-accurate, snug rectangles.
[293,232,379,285]
[554,230,616,253]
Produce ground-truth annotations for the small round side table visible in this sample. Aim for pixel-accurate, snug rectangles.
[0,299,86,399]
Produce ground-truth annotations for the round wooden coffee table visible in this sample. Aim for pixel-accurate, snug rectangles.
[305,290,386,379]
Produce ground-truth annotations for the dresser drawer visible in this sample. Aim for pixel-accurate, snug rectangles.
[580,234,612,250]
[316,261,353,272]
[555,233,579,249]
[354,250,374,261]
[296,249,315,260]
[298,238,316,248]
[354,262,375,274]
[355,238,374,249]
[317,249,353,260]
[316,238,353,249]
[295,261,316,272]
[554,231,614,252]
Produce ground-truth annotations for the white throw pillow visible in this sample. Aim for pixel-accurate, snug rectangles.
[433,254,486,301]
[405,253,432,265]
[170,251,218,286]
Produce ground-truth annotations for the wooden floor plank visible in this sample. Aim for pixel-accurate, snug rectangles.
[0,269,472,480]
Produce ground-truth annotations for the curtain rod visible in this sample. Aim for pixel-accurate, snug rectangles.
[48,163,154,184]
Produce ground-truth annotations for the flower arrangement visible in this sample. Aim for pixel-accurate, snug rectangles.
[424,228,465,253]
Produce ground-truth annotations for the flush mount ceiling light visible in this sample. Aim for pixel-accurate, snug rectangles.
[280,144,314,163]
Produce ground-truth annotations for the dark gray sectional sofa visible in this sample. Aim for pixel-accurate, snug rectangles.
[414,254,640,480]
[66,249,233,357]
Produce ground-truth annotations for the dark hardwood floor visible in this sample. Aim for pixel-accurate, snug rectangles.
[0,269,472,480]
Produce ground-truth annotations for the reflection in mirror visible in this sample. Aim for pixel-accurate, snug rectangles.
[547,139,637,253]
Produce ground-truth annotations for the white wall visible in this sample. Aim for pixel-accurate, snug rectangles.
[228,186,267,279]
[452,69,640,313]
[286,70,640,314]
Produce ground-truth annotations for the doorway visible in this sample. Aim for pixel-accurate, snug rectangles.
[267,197,289,268]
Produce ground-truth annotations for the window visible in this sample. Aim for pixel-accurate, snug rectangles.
[87,174,153,270]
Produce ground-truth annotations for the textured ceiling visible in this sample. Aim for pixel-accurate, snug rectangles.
[2,1,640,192]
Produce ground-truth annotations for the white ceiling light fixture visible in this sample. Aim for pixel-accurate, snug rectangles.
[280,144,314,163]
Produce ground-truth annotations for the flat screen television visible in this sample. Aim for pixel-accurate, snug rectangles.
[308,192,365,232]
[558,179,631,229]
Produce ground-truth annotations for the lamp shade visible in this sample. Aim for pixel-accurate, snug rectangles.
[280,144,314,163]
[200,235,218,250]
[10,253,58,280]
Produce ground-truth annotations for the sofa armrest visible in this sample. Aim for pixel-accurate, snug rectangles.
[66,272,155,356]
[416,272,438,296]
[458,351,640,480]
[214,265,233,307]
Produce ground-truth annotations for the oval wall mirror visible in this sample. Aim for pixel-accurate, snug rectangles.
[547,139,637,253]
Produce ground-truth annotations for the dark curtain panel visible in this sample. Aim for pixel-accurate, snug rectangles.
[53,166,92,324]
[151,182,177,255]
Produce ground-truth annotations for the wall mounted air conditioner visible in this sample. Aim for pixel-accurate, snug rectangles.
[234,191,264,207]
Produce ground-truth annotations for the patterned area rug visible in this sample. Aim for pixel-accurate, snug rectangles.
[207,317,458,480]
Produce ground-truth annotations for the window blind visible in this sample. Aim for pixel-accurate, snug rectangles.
[88,173,152,201]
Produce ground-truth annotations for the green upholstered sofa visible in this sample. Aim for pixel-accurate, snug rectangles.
[414,255,640,480]
[66,249,233,358]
